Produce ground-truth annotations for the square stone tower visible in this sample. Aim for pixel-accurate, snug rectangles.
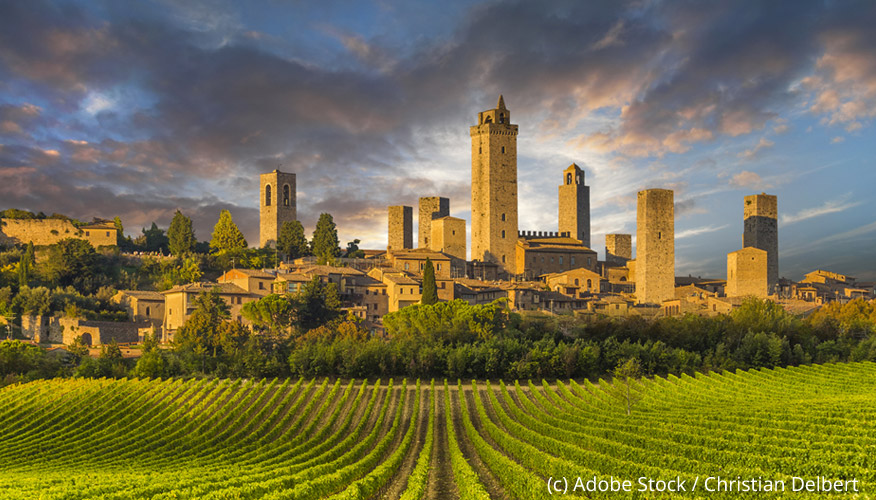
[605,233,632,265]
[726,247,768,298]
[431,216,466,260]
[558,163,590,247]
[636,189,674,304]
[743,193,778,291]
[260,169,296,248]
[388,205,413,250]
[471,95,518,274]
[418,196,449,249]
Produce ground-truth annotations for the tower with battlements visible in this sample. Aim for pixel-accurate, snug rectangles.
[388,205,413,250]
[471,95,519,274]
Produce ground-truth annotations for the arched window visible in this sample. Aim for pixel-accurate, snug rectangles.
[574,278,579,286]
[567,173,572,185]
[501,230,506,238]
[587,279,592,289]
[501,213,506,221]
[283,184,290,207]
[265,184,272,206]
[499,113,505,124]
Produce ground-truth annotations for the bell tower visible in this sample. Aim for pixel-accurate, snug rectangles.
[260,169,297,248]
[558,163,590,247]
[470,95,519,275]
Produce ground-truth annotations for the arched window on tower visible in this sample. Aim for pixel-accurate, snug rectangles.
[283,184,290,207]
[499,113,505,124]
[265,184,272,206]
[567,173,572,185]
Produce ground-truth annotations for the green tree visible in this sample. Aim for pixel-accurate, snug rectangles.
[167,210,196,256]
[278,220,309,261]
[421,257,438,305]
[173,288,231,359]
[344,239,365,258]
[297,277,343,332]
[17,242,34,288]
[210,210,247,253]
[311,213,340,264]
[136,223,169,253]
[44,239,99,293]
[613,357,642,416]
[241,294,295,337]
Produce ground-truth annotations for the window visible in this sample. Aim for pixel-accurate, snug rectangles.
[658,231,662,239]
[587,279,592,289]
[479,146,482,154]
[259,282,264,290]
[501,230,506,238]
[501,146,506,153]
[559,256,563,265]
[574,279,579,286]
[502,255,506,263]
[571,256,575,265]
[146,306,151,316]
[588,257,592,266]
[499,113,505,123]
[85,231,90,236]
[283,184,291,206]
[400,288,403,295]
[404,263,409,270]
[106,231,110,237]
[541,257,545,264]
[567,173,572,184]
[265,184,272,206]
[437,263,442,270]
[501,213,506,221]
[382,289,386,295]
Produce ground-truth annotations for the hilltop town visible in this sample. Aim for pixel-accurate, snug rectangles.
[1,97,873,348]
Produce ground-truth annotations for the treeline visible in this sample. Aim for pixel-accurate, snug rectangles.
[3,294,876,386]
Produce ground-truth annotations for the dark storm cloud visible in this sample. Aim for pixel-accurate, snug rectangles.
[0,0,873,250]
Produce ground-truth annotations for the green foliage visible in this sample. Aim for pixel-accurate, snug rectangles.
[241,294,295,336]
[311,213,340,264]
[420,258,438,305]
[612,357,642,415]
[173,288,232,358]
[0,339,45,376]
[168,210,197,256]
[135,223,170,253]
[210,210,247,253]
[17,242,34,288]
[809,298,876,339]
[278,220,309,260]
[344,239,365,259]
[297,277,343,332]
[383,299,513,343]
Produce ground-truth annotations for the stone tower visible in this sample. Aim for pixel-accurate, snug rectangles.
[431,216,466,260]
[726,247,768,298]
[605,233,632,265]
[636,189,674,304]
[743,193,778,291]
[259,169,296,248]
[558,163,590,247]
[471,95,519,274]
[418,197,449,249]
[387,205,413,250]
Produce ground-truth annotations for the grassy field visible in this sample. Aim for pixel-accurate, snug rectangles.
[0,362,874,499]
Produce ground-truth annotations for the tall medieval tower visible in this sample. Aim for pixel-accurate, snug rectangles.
[558,163,590,247]
[471,95,518,274]
[743,193,778,291]
[636,188,674,304]
[260,169,297,248]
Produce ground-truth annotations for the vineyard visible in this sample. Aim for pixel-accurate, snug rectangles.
[1,362,874,499]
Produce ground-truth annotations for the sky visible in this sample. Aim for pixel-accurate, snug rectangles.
[0,0,874,281]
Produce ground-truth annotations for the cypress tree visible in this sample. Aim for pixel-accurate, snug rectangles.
[210,210,247,253]
[421,257,439,305]
[311,213,340,264]
[168,210,197,256]
[278,220,309,261]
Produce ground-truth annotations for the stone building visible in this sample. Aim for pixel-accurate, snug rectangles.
[545,267,605,296]
[636,189,675,304]
[430,216,466,260]
[0,218,117,248]
[20,315,148,345]
[558,163,591,247]
[743,193,778,290]
[162,282,258,334]
[387,205,413,250]
[605,234,632,266]
[259,169,297,248]
[515,232,598,280]
[471,95,519,275]
[418,197,449,249]
[218,268,276,296]
[726,247,768,298]
[112,290,164,327]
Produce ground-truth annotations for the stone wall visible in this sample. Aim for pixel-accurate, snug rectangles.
[0,219,116,248]
[636,189,674,304]
[430,216,466,260]
[387,205,413,250]
[418,197,449,249]
[20,316,146,345]
[726,247,768,298]
[605,233,632,265]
